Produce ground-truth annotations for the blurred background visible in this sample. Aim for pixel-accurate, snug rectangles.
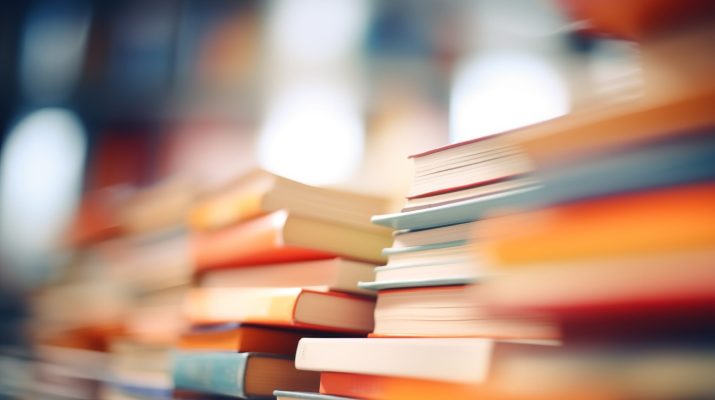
[0,0,643,289]
[1,0,713,398]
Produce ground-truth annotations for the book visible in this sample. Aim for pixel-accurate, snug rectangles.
[402,177,537,212]
[189,169,389,232]
[274,390,355,400]
[479,246,715,343]
[178,324,315,354]
[366,242,481,288]
[369,262,478,289]
[407,134,532,198]
[198,258,377,296]
[185,288,375,333]
[99,228,192,292]
[194,211,391,271]
[118,179,195,236]
[371,285,556,338]
[318,372,483,400]
[108,339,173,392]
[508,87,715,168]
[517,129,715,209]
[172,352,319,399]
[475,183,715,267]
[481,249,715,314]
[390,221,476,249]
[296,338,524,383]
[371,186,537,231]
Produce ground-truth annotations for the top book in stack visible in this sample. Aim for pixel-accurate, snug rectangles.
[374,134,538,231]
[190,169,389,233]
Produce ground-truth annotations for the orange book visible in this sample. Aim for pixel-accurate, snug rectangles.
[178,325,309,355]
[507,88,715,167]
[319,372,616,400]
[186,288,375,334]
[193,211,390,271]
[476,183,715,267]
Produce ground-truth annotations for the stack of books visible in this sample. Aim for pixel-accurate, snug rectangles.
[275,138,557,400]
[472,87,715,398]
[30,180,196,400]
[172,169,392,399]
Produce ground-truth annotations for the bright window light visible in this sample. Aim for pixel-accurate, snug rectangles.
[258,84,364,186]
[450,52,569,143]
[0,108,87,285]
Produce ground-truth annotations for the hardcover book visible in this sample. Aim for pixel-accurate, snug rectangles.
[173,352,319,399]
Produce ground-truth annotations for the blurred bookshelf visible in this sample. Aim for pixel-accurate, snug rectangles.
[1,0,714,399]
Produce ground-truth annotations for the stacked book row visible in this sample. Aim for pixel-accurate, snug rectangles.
[170,170,392,399]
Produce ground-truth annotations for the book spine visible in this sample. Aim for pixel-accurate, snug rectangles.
[172,351,248,398]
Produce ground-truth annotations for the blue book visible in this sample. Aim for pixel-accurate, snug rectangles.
[371,187,537,231]
[524,130,715,208]
[172,352,319,399]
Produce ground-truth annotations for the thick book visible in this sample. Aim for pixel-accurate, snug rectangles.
[189,169,389,232]
[186,288,375,333]
[198,258,377,296]
[407,134,532,198]
[479,249,715,343]
[194,211,391,271]
[481,249,715,314]
[295,338,555,384]
[172,352,319,399]
[371,285,556,338]
[475,183,715,267]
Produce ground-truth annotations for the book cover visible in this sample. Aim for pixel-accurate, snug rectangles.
[185,288,375,334]
[476,183,715,267]
[172,352,319,399]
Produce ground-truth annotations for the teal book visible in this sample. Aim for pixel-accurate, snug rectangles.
[371,186,537,231]
[273,391,356,400]
[172,352,319,399]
